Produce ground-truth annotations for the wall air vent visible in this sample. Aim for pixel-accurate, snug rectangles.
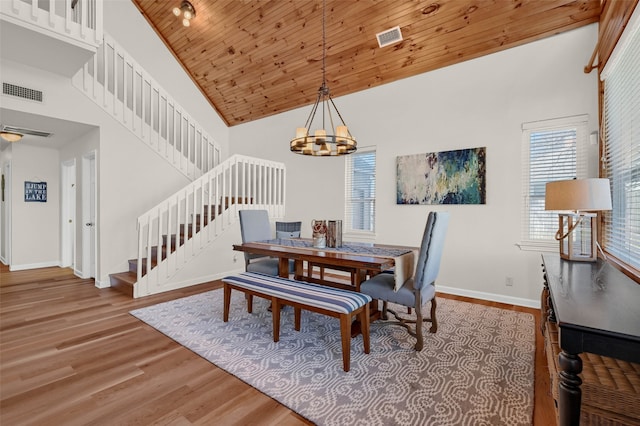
[376,26,403,48]
[2,82,43,102]
[1,124,52,138]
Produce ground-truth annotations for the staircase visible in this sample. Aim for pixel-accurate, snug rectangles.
[72,32,221,180]
[110,155,286,298]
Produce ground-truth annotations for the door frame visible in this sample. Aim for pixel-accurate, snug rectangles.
[0,161,11,266]
[81,151,97,280]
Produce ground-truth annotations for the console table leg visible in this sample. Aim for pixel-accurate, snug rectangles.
[558,350,583,426]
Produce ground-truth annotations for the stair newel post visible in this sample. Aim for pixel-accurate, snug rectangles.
[156,205,162,274]
[136,217,143,284]
[166,197,173,272]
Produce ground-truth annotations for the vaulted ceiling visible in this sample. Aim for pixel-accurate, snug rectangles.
[131,0,600,127]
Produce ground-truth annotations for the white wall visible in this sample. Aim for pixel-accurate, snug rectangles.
[10,144,60,268]
[230,24,600,306]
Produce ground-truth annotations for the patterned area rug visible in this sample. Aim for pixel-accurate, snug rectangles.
[130,290,535,426]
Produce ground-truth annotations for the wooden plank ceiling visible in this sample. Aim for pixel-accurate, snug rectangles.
[132,0,601,127]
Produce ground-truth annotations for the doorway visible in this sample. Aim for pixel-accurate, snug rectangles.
[0,161,11,266]
[82,152,96,279]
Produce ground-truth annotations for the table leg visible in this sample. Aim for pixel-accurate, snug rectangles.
[558,350,583,426]
[278,257,290,278]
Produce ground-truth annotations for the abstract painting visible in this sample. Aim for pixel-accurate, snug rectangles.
[397,147,486,204]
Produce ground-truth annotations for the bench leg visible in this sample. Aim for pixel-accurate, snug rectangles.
[271,297,281,342]
[358,304,370,354]
[340,314,351,372]
[247,294,253,314]
[294,307,301,331]
[223,284,231,322]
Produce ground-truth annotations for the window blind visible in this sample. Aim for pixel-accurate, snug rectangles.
[602,15,640,270]
[520,116,588,250]
[345,148,376,234]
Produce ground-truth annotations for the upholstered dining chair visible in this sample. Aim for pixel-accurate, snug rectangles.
[275,221,302,239]
[238,210,295,276]
[360,211,449,351]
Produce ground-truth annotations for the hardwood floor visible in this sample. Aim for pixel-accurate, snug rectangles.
[0,264,556,425]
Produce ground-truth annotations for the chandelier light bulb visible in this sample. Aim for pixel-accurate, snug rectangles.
[183,18,190,27]
[172,7,181,16]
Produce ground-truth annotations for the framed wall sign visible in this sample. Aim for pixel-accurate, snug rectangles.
[25,181,47,202]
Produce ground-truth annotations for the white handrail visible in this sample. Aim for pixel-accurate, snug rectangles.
[3,0,102,46]
[135,155,286,297]
[72,32,221,179]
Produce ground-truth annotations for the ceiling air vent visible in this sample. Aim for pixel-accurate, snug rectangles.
[376,26,403,48]
[1,124,52,138]
[2,82,43,102]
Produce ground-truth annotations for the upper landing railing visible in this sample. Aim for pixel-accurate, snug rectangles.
[1,0,103,48]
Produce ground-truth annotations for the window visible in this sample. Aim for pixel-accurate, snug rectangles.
[521,116,589,250]
[601,15,640,271]
[345,147,376,235]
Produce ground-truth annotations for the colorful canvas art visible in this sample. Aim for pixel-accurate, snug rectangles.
[397,147,486,204]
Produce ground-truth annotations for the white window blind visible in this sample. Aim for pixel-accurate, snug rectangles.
[345,148,376,234]
[520,116,588,250]
[602,14,640,270]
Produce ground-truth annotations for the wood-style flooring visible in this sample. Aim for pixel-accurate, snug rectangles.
[0,264,556,425]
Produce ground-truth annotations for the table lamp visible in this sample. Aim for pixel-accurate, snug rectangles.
[545,178,612,262]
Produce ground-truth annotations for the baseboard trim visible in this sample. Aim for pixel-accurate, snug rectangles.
[9,260,60,271]
[437,285,540,309]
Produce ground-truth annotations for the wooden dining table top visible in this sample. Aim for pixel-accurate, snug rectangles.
[233,238,416,272]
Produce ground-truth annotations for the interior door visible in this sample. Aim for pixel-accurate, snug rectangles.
[61,159,76,268]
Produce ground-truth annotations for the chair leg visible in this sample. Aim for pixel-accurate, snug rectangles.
[429,297,438,333]
[382,301,389,320]
[414,293,424,351]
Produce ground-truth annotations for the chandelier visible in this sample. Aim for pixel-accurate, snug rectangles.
[290,0,357,156]
[173,1,196,27]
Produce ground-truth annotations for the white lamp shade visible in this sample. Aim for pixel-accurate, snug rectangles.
[545,178,612,211]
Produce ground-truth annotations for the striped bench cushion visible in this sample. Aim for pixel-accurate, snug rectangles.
[222,272,372,314]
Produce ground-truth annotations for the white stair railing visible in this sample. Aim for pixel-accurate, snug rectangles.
[72,32,221,179]
[1,0,103,47]
[135,154,286,298]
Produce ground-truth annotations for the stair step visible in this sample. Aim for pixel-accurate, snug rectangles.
[115,197,251,298]
[109,272,136,297]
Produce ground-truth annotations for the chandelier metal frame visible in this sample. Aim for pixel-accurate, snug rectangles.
[290,0,357,156]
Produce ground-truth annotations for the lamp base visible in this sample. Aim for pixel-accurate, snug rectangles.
[557,213,598,262]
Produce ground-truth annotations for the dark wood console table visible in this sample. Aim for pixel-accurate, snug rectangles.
[541,254,640,426]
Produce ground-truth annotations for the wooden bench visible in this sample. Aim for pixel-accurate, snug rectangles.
[221,272,372,372]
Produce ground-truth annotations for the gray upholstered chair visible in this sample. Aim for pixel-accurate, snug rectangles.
[275,221,302,239]
[360,211,449,351]
[238,210,295,276]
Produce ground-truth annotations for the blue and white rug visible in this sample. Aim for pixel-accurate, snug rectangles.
[130,290,535,426]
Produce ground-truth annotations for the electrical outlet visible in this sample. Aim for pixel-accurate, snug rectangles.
[505,276,514,287]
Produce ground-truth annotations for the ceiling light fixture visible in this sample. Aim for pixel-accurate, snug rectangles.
[0,131,23,142]
[290,0,357,157]
[172,0,196,27]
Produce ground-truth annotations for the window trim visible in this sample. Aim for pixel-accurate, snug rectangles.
[344,146,376,241]
[519,115,589,252]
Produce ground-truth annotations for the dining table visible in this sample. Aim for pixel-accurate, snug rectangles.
[232,238,418,332]
[232,238,416,290]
